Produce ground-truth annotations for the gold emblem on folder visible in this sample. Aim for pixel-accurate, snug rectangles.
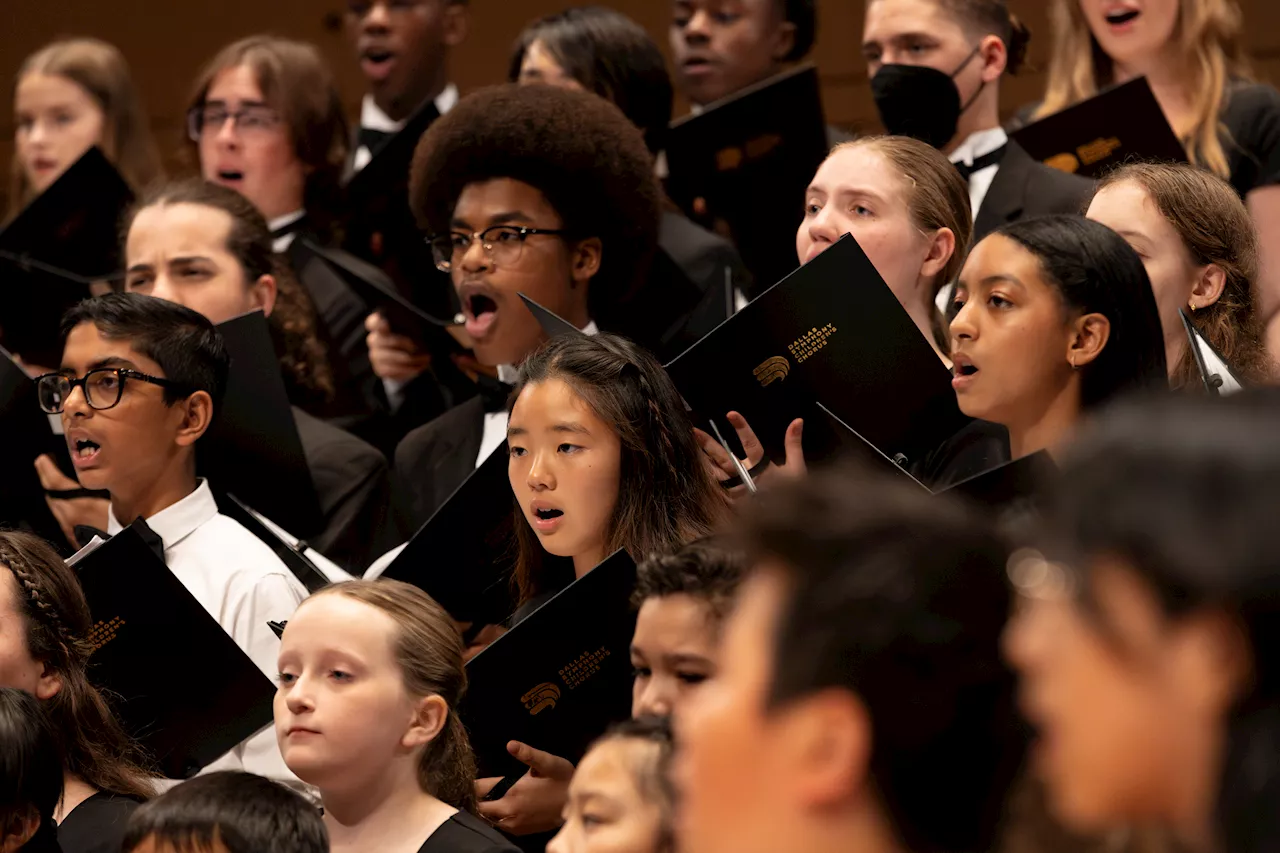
[1045,153,1081,174]
[522,682,562,715]
[753,356,790,386]
[786,324,837,364]
[86,616,125,653]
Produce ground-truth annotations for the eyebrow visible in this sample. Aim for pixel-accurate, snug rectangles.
[202,98,270,109]
[451,210,536,230]
[60,355,137,373]
[550,422,590,435]
[978,274,1026,290]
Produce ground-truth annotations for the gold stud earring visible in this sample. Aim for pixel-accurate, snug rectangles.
[1190,300,1197,312]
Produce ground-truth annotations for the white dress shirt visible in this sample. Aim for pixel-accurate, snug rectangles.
[352,84,459,174]
[268,209,307,253]
[107,480,308,786]
[949,126,1009,221]
[365,321,598,579]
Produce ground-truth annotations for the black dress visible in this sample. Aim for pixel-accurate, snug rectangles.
[1220,81,1280,196]
[56,793,140,853]
[417,811,520,853]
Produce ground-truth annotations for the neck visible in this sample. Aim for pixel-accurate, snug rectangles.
[1166,328,1189,380]
[1169,731,1225,853]
[905,281,948,364]
[942,86,1002,156]
[54,773,97,824]
[377,65,448,123]
[572,546,606,579]
[323,761,456,853]
[259,196,306,224]
[110,457,197,526]
[786,799,906,853]
[1005,379,1082,460]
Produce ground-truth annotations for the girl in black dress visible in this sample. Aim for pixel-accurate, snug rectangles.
[547,718,676,853]
[949,215,1168,459]
[1034,0,1280,354]
[0,531,155,853]
[275,579,518,853]
[1005,391,1280,853]
[477,333,729,839]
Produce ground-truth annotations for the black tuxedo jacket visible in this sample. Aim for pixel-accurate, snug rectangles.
[973,140,1097,242]
[294,406,403,573]
[391,396,486,533]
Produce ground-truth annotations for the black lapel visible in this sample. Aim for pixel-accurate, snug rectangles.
[973,140,1034,241]
[431,397,487,511]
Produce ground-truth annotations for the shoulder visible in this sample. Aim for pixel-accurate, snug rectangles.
[1005,141,1096,207]
[1223,81,1280,124]
[1221,81,1280,193]
[395,397,484,468]
[293,406,387,476]
[419,812,520,853]
[186,513,304,590]
[58,793,142,853]
[659,210,741,269]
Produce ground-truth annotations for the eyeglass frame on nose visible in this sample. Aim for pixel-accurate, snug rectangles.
[35,367,196,415]
[426,225,573,273]
[186,102,284,142]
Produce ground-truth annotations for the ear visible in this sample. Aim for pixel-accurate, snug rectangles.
[1067,313,1111,370]
[1176,610,1253,717]
[250,273,278,318]
[172,390,216,448]
[770,20,798,63]
[979,33,1008,82]
[441,2,470,49]
[0,809,40,853]
[919,228,957,283]
[777,689,871,809]
[1189,264,1227,311]
[569,237,603,289]
[33,662,62,702]
[402,693,450,751]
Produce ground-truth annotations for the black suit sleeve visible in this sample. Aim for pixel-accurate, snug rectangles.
[293,408,402,573]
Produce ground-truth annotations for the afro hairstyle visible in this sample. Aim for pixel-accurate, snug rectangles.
[409,83,662,312]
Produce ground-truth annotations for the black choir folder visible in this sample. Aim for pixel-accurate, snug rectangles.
[665,64,830,295]
[462,549,637,782]
[0,349,67,545]
[379,445,518,628]
[201,311,323,538]
[665,234,970,469]
[0,147,133,367]
[71,522,275,779]
[1011,77,1187,179]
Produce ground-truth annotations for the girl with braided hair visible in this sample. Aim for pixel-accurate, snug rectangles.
[0,531,154,853]
[474,332,728,839]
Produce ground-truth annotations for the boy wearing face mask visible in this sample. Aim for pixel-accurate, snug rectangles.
[862,0,1093,243]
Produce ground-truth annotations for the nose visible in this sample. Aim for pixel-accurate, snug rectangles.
[682,9,712,42]
[546,824,573,853]
[1001,600,1047,675]
[458,236,490,274]
[949,297,977,345]
[214,114,239,147]
[283,672,317,715]
[26,118,49,146]
[805,204,841,248]
[147,273,178,304]
[526,448,556,492]
[362,1,391,32]
[634,678,673,719]
[61,381,92,419]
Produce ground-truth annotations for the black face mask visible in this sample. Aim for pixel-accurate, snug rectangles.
[870,45,984,149]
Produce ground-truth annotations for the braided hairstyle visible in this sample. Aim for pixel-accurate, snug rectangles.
[508,333,730,602]
[0,532,155,802]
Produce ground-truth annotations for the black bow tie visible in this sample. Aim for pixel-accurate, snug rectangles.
[357,126,395,156]
[74,518,166,564]
[475,373,514,414]
[955,144,1008,181]
[270,215,307,241]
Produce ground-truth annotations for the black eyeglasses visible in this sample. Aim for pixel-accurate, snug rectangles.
[186,104,283,141]
[427,225,571,273]
[36,368,194,414]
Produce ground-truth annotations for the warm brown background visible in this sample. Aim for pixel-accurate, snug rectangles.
[2,0,1279,190]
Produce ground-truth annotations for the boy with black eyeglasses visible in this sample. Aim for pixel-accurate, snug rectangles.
[40,292,307,784]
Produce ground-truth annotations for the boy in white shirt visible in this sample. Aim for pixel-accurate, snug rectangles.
[41,292,306,784]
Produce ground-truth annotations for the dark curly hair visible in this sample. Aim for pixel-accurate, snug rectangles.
[409,83,662,314]
[125,179,336,410]
[632,536,747,623]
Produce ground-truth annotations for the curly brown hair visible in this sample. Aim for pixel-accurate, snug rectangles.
[126,179,335,408]
[0,531,155,802]
[408,83,662,316]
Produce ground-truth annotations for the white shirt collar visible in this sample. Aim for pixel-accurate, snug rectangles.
[267,210,305,235]
[360,83,459,133]
[496,320,599,384]
[948,126,1009,167]
[107,479,218,551]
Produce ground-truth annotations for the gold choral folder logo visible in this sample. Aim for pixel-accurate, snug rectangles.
[522,682,561,715]
[753,356,790,387]
[87,616,125,653]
